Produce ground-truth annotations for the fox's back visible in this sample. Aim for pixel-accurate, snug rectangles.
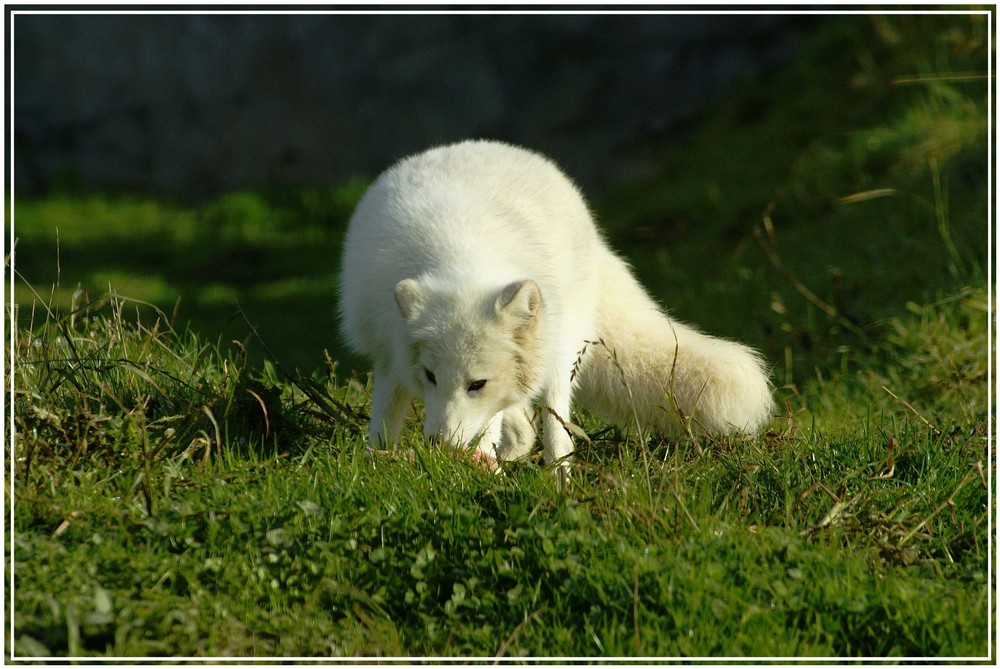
[339,140,602,354]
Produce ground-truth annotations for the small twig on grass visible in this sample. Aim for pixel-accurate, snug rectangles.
[243,387,272,436]
[51,510,84,539]
[899,464,979,547]
[754,207,871,345]
[974,459,987,491]
[892,71,994,85]
[881,385,941,435]
[797,482,864,534]
[202,406,223,462]
[544,405,591,445]
[494,606,546,662]
[816,493,863,530]
[754,207,839,318]
[871,437,897,480]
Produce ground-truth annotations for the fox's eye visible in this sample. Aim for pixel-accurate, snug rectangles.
[467,379,487,393]
[424,368,436,385]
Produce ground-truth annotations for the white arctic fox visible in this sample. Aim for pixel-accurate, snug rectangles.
[339,140,773,470]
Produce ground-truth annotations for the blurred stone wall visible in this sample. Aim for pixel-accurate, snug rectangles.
[13,12,816,200]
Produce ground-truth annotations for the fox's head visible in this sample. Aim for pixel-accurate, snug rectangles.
[393,276,546,454]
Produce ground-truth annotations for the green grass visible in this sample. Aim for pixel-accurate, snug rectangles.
[12,181,369,372]
[8,13,993,660]
[8,285,991,658]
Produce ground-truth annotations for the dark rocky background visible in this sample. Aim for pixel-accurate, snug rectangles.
[13,12,817,200]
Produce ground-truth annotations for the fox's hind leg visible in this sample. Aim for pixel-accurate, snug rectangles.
[369,367,413,448]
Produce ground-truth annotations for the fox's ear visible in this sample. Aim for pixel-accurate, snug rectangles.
[495,280,541,322]
[394,278,424,321]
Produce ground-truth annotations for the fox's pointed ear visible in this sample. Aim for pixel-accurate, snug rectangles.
[495,280,541,322]
[394,278,424,321]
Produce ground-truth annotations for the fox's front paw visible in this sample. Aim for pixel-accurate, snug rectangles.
[469,448,501,473]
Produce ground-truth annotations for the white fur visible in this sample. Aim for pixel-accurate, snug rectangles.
[339,140,773,471]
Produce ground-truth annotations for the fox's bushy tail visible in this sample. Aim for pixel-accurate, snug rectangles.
[574,252,774,438]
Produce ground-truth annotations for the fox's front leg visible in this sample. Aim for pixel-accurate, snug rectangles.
[541,374,575,483]
[497,403,537,461]
[473,411,505,460]
[368,367,413,448]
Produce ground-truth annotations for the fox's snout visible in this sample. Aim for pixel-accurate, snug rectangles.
[422,421,472,447]
[423,413,500,454]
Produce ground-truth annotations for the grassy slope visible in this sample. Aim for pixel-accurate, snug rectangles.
[11,182,370,373]
[8,14,992,659]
